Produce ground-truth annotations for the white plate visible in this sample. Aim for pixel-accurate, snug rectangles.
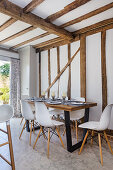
[46,101,62,105]
[70,102,84,105]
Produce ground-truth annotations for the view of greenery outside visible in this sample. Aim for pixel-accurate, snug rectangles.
[0,62,10,104]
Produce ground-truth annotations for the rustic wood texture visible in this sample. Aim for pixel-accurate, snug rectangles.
[48,49,51,98]
[61,2,113,28]
[29,101,97,112]
[67,44,71,100]
[0,26,35,44]
[57,47,60,97]
[11,32,49,49]
[34,37,64,49]
[38,18,113,52]
[0,18,16,32]
[46,0,91,22]
[39,52,41,97]
[101,31,107,111]
[0,0,73,40]
[45,47,80,93]
[80,35,86,100]
[75,18,113,35]
[23,0,45,13]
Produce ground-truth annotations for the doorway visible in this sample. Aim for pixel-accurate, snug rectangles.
[0,60,10,104]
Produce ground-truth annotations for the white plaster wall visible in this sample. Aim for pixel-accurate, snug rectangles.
[59,45,68,98]
[29,46,37,97]
[20,46,30,96]
[86,33,102,121]
[19,46,38,97]
[71,41,80,99]
[106,29,113,130]
[41,50,48,97]
[50,48,58,97]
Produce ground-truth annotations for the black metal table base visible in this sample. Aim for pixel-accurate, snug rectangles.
[64,108,89,152]
[26,120,40,132]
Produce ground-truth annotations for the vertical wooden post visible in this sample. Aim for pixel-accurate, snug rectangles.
[101,31,107,111]
[57,47,60,97]
[80,35,86,100]
[39,52,41,97]
[48,49,51,98]
[67,44,71,100]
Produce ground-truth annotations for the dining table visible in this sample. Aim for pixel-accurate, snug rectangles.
[26,98,97,153]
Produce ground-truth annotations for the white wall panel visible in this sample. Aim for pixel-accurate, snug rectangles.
[41,50,48,97]
[106,29,113,105]
[71,41,80,99]
[86,33,102,121]
[50,48,58,97]
[59,45,68,98]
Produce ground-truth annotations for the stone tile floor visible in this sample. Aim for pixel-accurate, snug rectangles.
[0,118,113,170]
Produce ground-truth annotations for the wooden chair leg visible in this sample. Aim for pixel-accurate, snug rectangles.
[56,127,64,148]
[76,120,78,142]
[29,121,32,145]
[47,128,50,158]
[7,124,15,170]
[20,117,24,125]
[104,131,113,154]
[91,130,94,146]
[33,120,35,134]
[98,133,103,166]
[79,130,89,155]
[19,121,26,139]
[33,127,42,149]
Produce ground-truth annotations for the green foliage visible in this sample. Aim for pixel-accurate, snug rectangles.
[0,87,9,104]
[0,63,10,77]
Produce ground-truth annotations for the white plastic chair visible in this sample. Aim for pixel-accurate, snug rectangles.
[19,100,35,145]
[63,97,85,141]
[33,102,64,158]
[20,96,35,125]
[78,104,113,166]
[0,105,15,170]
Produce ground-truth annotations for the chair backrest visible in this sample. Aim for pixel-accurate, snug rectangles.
[21,100,34,120]
[0,105,13,123]
[108,105,113,130]
[99,104,113,130]
[35,102,53,127]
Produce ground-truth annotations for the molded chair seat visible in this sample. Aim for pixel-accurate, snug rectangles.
[78,104,113,166]
[79,121,101,131]
[0,105,15,170]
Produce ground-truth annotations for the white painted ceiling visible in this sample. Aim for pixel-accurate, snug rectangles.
[0,0,113,49]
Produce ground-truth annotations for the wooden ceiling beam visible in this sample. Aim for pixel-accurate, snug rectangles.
[37,18,113,52]
[75,18,113,35]
[11,32,50,49]
[0,0,74,40]
[46,0,91,22]
[23,0,45,13]
[34,37,64,48]
[0,18,16,32]
[61,2,113,28]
